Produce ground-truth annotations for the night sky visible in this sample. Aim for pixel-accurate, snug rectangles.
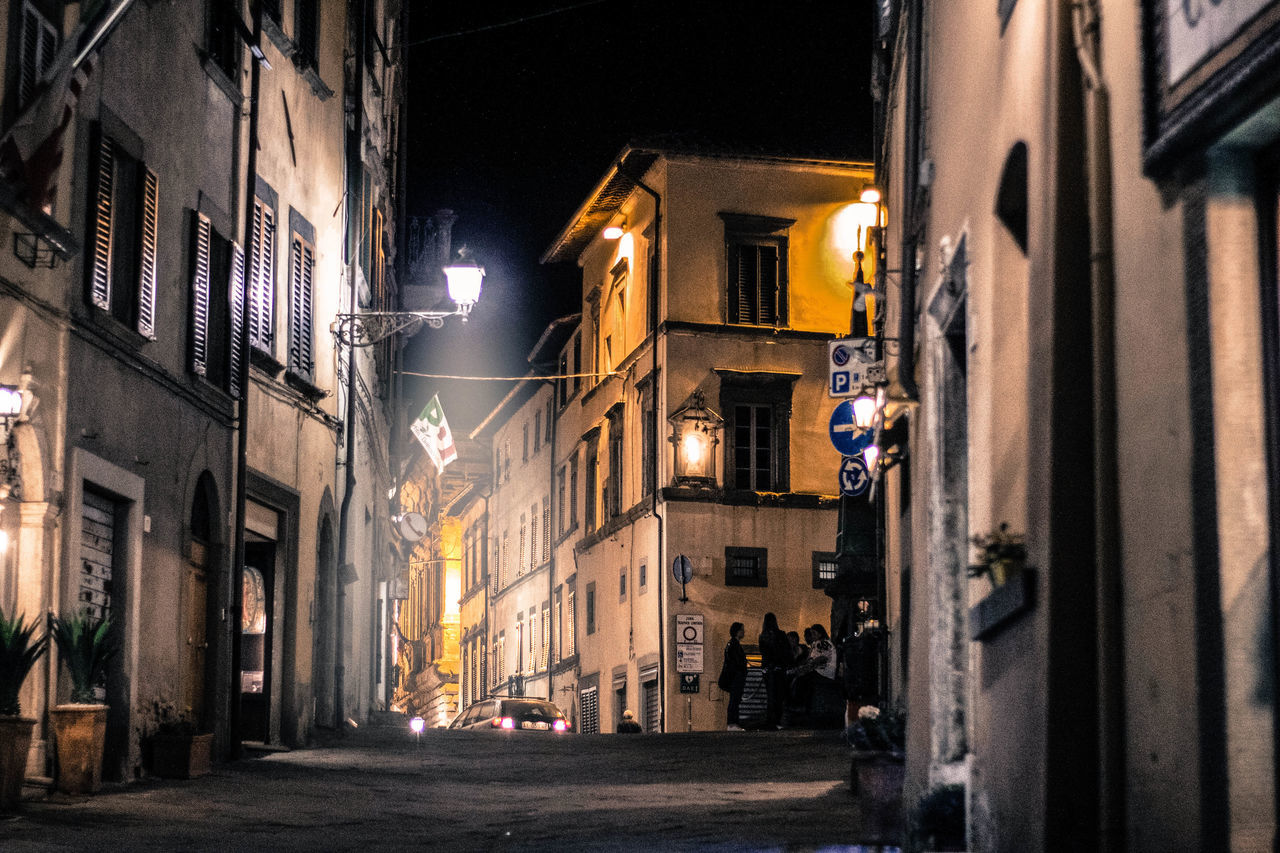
[403,0,874,431]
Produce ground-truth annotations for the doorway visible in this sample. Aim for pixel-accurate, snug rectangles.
[240,538,275,743]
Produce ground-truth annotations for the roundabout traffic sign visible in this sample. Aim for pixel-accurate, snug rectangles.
[839,456,872,497]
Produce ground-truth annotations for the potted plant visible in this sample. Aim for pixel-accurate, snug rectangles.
[909,783,966,851]
[144,698,212,779]
[49,610,115,795]
[0,610,46,811]
[968,523,1026,588]
[846,704,906,841]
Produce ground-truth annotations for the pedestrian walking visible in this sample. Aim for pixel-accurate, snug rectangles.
[617,710,642,733]
[719,621,748,730]
[758,612,790,729]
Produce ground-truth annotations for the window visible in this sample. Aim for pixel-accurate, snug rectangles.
[725,546,768,587]
[584,430,599,531]
[542,497,551,562]
[812,551,839,588]
[247,194,276,353]
[565,587,576,656]
[554,588,563,664]
[295,0,319,70]
[519,516,526,577]
[557,351,569,408]
[573,333,582,393]
[619,567,627,601]
[17,2,57,111]
[86,126,159,340]
[533,411,541,453]
[495,633,506,683]
[546,397,553,442]
[529,504,538,570]
[720,212,793,327]
[557,467,567,534]
[570,455,579,528]
[580,686,599,735]
[720,372,796,492]
[287,228,315,381]
[501,532,510,589]
[523,422,529,463]
[189,212,244,392]
[540,604,550,670]
[515,618,524,674]
[586,582,596,635]
[639,560,647,591]
[606,406,623,517]
[206,0,239,81]
[641,380,656,496]
[527,607,536,673]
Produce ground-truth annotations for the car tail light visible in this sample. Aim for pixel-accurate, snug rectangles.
[499,717,515,729]
[553,720,569,732]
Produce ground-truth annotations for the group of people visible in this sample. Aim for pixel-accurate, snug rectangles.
[719,612,839,731]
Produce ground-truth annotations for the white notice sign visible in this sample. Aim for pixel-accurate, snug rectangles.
[675,614,704,645]
[676,643,704,673]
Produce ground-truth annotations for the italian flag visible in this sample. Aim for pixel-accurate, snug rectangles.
[410,395,457,473]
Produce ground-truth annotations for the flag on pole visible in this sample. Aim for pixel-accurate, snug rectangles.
[0,23,94,214]
[410,395,458,473]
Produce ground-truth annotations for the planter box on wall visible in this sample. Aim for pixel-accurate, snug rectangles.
[149,732,213,779]
[50,704,107,795]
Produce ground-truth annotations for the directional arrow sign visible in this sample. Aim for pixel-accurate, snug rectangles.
[839,456,872,497]
[829,400,875,457]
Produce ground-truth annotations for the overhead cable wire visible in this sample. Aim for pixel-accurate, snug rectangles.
[397,0,612,50]
[397,370,620,382]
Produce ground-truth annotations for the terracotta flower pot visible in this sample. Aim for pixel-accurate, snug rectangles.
[50,704,107,795]
[0,715,35,811]
[852,749,905,841]
[149,732,213,779]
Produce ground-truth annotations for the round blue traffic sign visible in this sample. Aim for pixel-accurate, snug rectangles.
[839,456,872,497]
[829,400,874,457]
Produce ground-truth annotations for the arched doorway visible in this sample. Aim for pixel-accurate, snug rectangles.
[313,513,336,729]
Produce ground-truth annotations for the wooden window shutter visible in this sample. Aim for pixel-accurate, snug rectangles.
[136,168,160,339]
[87,131,115,312]
[249,200,275,349]
[229,242,246,391]
[758,244,778,326]
[19,5,57,110]
[288,235,314,378]
[190,212,213,376]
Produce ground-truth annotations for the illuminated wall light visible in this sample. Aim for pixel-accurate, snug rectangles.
[681,432,707,469]
[833,202,881,256]
[602,224,624,240]
[860,185,882,205]
[862,444,880,472]
[0,530,8,554]
[852,395,878,429]
[0,386,21,417]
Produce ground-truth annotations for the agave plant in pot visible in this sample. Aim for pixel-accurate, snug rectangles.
[50,610,115,795]
[0,610,46,811]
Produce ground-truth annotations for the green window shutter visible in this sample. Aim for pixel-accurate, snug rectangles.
[229,241,246,391]
[136,167,159,339]
[190,212,212,376]
[87,130,114,311]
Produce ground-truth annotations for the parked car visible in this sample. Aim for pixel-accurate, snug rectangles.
[448,697,572,732]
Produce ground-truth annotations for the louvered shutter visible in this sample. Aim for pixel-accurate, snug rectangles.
[229,242,246,392]
[136,168,159,339]
[758,244,779,326]
[249,200,275,350]
[19,4,57,110]
[87,131,114,311]
[190,213,213,376]
[288,235,314,378]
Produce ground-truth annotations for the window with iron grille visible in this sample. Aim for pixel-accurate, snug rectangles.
[85,126,158,341]
[188,212,242,393]
[17,2,57,111]
[287,229,315,380]
[721,212,792,327]
[725,546,768,587]
[812,551,839,589]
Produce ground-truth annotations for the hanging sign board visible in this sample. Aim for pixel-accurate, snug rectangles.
[828,338,883,397]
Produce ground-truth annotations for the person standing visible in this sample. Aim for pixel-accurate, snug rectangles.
[721,622,748,730]
[758,612,790,729]
[617,710,642,733]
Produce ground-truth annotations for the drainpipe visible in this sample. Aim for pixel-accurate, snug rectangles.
[548,380,556,702]
[895,0,923,403]
[335,0,369,732]
[229,0,265,760]
[1071,2,1124,847]
[619,159,663,731]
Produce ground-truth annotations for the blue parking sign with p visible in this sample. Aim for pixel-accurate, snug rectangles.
[832,371,852,395]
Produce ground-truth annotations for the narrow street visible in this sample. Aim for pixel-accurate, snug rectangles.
[3,719,895,852]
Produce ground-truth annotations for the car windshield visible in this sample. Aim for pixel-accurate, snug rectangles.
[504,701,561,720]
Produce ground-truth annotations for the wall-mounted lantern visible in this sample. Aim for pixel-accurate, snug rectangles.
[668,390,722,485]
